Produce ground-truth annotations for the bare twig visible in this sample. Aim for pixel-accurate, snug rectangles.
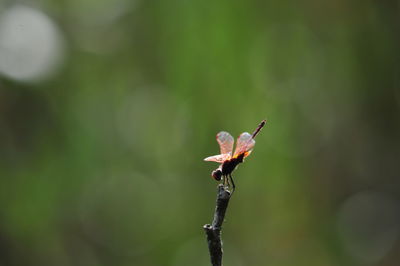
[203,184,232,266]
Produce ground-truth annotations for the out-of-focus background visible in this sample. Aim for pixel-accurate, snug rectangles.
[0,1,399,266]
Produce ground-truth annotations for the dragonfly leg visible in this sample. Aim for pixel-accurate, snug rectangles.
[225,175,230,189]
[229,174,235,193]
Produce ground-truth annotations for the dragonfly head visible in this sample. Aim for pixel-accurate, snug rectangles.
[211,168,222,181]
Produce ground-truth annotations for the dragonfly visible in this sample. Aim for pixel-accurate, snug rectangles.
[204,120,266,192]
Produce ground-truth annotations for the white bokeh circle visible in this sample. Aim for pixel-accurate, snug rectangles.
[0,5,65,82]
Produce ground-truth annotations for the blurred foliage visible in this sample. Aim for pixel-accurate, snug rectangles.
[0,0,400,266]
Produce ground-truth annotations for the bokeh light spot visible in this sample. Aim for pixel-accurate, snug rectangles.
[337,191,400,263]
[0,5,65,82]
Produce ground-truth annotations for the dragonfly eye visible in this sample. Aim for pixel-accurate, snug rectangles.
[211,169,222,181]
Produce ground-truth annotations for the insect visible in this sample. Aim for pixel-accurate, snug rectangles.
[204,120,266,192]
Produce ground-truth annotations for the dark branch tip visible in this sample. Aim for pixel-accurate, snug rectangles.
[217,185,231,199]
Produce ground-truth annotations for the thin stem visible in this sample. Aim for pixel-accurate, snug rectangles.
[203,184,232,266]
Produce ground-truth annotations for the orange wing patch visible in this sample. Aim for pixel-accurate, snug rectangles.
[233,132,255,157]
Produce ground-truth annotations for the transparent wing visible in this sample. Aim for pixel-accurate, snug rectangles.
[204,153,231,163]
[233,132,255,157]
[216,131,234,155]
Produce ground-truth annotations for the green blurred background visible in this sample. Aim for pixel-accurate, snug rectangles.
[1,1,400,266]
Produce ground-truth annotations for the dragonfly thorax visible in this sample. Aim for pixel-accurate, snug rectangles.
[221,153,245,176]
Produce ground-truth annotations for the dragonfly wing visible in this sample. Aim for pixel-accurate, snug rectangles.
[204,153,231,163]
[233,132,255,157]
[216,131,234,156]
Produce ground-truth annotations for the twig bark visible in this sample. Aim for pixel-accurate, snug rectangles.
[203,184,232,266]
